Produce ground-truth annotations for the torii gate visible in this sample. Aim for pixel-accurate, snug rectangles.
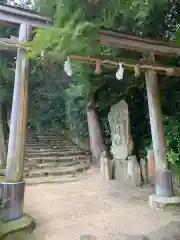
[0,3,51,221]
[0,2,180,221]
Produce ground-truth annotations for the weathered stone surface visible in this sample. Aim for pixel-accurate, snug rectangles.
[128,156,141,186]
[108,100,133,160]
[100,151,113,180]
[114,159,128,182]
[0,214,35,239]
[149,194,180,209]
[108,101,142,185]
[114,156,141,186]
[140,158,148,184]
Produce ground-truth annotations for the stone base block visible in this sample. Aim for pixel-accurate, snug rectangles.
[114,156,141,187]
[0,181,25,222]
[148,176,155,186]
[149,194,180,209]
[100,152,113,180]
[155,170,174,197]
[140,158,148,184]
[0,214,35,239]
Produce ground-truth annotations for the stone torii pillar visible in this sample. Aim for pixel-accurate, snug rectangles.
[144,52,180,207]
[2,23,31,221]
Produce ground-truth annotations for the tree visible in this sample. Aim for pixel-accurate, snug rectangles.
[2,0,180,172]
[28,0,168,59]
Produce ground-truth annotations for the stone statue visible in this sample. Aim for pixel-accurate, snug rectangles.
[108,100,133,160]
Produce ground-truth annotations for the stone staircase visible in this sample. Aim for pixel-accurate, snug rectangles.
[24,133,91,181]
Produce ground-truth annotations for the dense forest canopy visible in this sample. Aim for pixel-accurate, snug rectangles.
[1,0,180,170]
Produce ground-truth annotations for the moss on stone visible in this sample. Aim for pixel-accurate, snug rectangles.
[174,189,180,196]
[0,214,35,239]
[166,202,180,207]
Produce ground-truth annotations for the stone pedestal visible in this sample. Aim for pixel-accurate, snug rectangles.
[114,156,141,186]
[100,152,113,180]
[0,214,35,239]
[128,156,141,186]
[156,170,174,197]
[140,158,148,184]
[149,194,180,209]
[114,159,128,183]
[0,181,25,222]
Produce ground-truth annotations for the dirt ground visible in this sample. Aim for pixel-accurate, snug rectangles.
[24,168,180,240]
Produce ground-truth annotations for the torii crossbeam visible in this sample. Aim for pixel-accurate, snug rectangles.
[0,2,51,27]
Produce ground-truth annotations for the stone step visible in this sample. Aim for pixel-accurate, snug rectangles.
[26,135,67,138]
[25,143,75,147]
[25,175,79,185]
[25,143,76,147]
[26,146,80,150]
[0,160,90,177]
[26,144,80,148]
[25,155,90,164]
[25,163,90,178]
[27,139,67,142]
[25,148,84,155]
[25,169,95,185]
[26,154,88,160]
[26,144,80,149]
[2,133,91,180]
[26,147,82,152]
[0,160,90,176]
[25,160,88,170]
[27,135,69,138]
[26,139,70,143]
[25,148,86,154]
[26,151,87,157]
[27,135,65,138]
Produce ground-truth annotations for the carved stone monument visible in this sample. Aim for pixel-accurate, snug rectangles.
[108,100,133,160]
[108,100,141,186]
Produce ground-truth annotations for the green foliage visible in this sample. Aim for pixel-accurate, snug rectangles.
[164,117,180,165]
[29,0,168,60]
[2,0,180,174]
[28,2,99,59]
[164,117,180,186]
[0,53,14,107]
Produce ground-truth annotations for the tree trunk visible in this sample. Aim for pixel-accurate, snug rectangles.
[87,85,106,166]
[0,103,7,167]
[87,108,106,166]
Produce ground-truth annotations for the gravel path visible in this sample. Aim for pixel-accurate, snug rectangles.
[24,168,180,240]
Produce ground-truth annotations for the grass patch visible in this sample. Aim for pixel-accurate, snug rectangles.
[174,189,180,196]
[0,176,4,182]
[167,202,180,207]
